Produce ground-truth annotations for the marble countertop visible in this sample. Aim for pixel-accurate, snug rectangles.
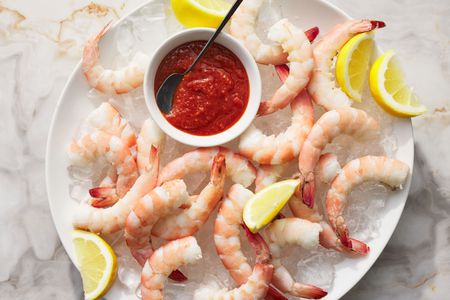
[0,0,449,299]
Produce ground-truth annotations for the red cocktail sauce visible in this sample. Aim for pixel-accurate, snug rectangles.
[154,41,250,136]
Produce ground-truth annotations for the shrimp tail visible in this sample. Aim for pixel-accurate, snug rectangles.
[275,64,290,82]
[336,216,352,248]
[83,21,112,72]
[169,269,188,282]
[369,20,386,29]
[148,145,159,172]
[349,238,370,255]
[89,187,119,208]
[292,283,328,299]
[242,223,271,264]
[302,173,315,208]
[89,186,115,198]
[211,154,226,185]
[305,26,320,42]
[266,285,288,300]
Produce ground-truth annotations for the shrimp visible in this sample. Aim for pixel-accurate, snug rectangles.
[257,20,314,116]
[214,184,254,285]
[124,179,189,266]
[158,147,256,187]
[308,20,386,110]
[317,153,341,184]
[290,152,370,255]
[265,218,327,299]
[137,118,165,175]
[141,236,202,300]
[298,107,379,208]
[255,165,284,192]
[213,184,283,299]
[87,102,136,148]
[239,65,314,165]
[72,146,159,234]
[230,0,319,65]
[326,156,409,249]
[151,154,226,240]
[68,131,139,198]
[195,225,273,300]
[83,22,150,94]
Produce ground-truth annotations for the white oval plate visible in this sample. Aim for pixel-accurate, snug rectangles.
[46,0,413,299]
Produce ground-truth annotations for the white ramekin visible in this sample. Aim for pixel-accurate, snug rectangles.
[144,28,261,147]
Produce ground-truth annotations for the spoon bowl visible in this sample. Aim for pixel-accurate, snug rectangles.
[156,73,183,113]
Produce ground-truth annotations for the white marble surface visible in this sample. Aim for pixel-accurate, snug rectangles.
[0,0,449,299]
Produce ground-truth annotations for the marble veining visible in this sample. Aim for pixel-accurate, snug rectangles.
[0,0,449,299]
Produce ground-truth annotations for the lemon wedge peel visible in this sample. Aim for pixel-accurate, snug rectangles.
[171,0,231,28]
[369,49,427,117]
[336,32,375,102]
[243,179,300,233]
[71,230,117,300]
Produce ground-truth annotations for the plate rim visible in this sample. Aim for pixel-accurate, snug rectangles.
[45,1,414,299]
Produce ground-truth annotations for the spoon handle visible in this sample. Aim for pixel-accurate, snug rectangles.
[186,0,244,73]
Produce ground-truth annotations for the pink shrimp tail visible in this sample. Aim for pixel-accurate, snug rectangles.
[349,238,370,255]
[266,285,288,300]
[337,224,352,249]
[241,224,271,263]
[83,21,112,72]
[169,269,188,282]
[295,283,328,299]
[305,26,320,42]
[370,20,386,29]
[302,180,315,208]
[89,187,118,208]
[275,64,290,82]
[89,186,115,198]
[211,154,226,184]
[90,197,117,208]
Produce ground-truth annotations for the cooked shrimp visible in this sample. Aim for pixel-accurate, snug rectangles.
[68,131,139,198]
[317,153,342,184]
[291,151,370,255]
[265,218,327,299]
[125,179,189,266]
[230,0,319,65]
[83,22,150,94]
[255,165,284,192]
[288,198,369,255]
[195,225,273,300]
[257,20,314,116]
[214,184,254,285]
[87,102,136,148]
[152,155,226,240]
[137,118,165,175]
[326,156,409,249]
[72,146,159,234]
[308,20,385,110]
[141,236,202,300]
[239,65,314,165]
[158,147,256,187]
[298,107,379,208]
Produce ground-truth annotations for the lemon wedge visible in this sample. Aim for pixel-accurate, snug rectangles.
[336,32,375,102]
[171,0,231,28]
[369,50,426,117]
[243,179,300,233]
[72,230,117,300]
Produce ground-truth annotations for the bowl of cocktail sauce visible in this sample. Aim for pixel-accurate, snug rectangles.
[144,28,261,147]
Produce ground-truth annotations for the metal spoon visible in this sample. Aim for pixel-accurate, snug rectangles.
[156,0,244,114]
